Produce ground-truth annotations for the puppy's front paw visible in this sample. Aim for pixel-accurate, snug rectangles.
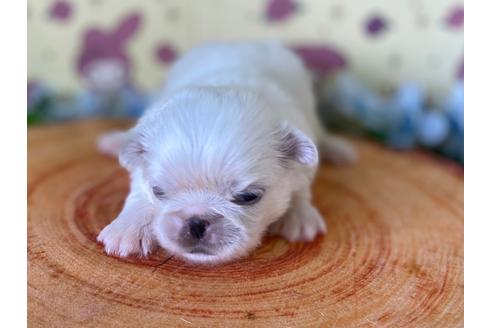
[97,219,155,258]
[269,202,327,242]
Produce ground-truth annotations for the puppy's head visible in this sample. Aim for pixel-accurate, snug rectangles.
[121,88,318,264]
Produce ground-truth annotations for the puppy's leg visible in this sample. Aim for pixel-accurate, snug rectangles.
[318,133,357,165]
[269,188,327,242]
[97,180,156,257]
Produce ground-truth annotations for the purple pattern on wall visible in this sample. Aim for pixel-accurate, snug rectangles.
[155,44,178,64]
[266,0,298,22]
[77,12,142,76]
[291,45,347,76]
[457,56,463,79]
[49,0,72,21]
[27,80,39,107]
[33,1,464,103]
[446,5,464,28]
[365,15,388,36]
[27,81,36,99]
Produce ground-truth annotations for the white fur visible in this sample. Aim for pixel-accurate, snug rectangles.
[97,41,355,264]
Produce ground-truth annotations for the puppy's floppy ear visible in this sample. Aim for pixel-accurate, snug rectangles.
[276,122,318,167]
[119,131,146,171]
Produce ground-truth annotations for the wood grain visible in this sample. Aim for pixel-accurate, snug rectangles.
[28,120,463,327]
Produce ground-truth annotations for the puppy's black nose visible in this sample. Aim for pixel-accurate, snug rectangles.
[188,217,209,240]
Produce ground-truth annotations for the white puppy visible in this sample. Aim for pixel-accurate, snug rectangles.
[97,42,356,264]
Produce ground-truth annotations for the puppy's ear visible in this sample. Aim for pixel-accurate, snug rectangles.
[119,132,146,171]
[276,122,318,167]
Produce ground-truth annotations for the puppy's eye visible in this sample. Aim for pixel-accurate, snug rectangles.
[152,186,165,199]
[232,190,263,205]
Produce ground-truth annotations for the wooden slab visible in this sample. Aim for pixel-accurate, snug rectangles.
[28,120,463,327]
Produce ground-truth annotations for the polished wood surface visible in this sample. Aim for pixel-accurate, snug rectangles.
[28,120,463,327]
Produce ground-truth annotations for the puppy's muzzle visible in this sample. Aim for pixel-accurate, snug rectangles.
[178,213,224,252]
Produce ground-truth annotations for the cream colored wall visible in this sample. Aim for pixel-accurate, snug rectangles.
[28,0,463,100]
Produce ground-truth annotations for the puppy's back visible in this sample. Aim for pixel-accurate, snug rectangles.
[157,41,319,136]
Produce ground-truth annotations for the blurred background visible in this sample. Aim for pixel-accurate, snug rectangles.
[27,0,463,162]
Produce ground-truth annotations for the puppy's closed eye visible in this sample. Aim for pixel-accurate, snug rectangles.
[152,186,166,199]
[232,188,264,206]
